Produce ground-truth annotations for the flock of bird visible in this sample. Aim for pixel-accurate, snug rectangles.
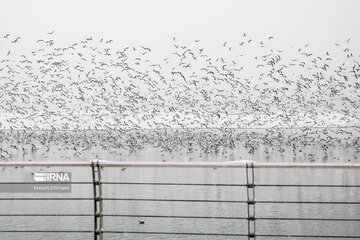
[0,32,359,162]
[0,127,358,162]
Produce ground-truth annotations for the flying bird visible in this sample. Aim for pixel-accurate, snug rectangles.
[11,37,21,43]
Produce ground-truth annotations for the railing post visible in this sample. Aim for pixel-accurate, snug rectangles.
[246,162,256,240]
[92,160,104,240]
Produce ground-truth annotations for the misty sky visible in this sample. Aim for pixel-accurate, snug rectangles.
[1,0,360,51]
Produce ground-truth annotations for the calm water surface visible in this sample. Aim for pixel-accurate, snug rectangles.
[0,165,359,239]
[0,129,359,239]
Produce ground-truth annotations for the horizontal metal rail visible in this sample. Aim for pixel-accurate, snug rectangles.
[101,182,247,186]
[101,231,360,238]
[255,234,360,238]
[1,197,359,204]
[0,230,358,238]
[0,182,92,184]
[1,161,360,168]
[0,214,92,217]
[0,125,358,132]
[103,231,248,236]
[103,214,360,221]
[0,198,93,200]
[0,230,93,233]
[103,198,247,203]
[2,214,359,222]
[1,181,360,187]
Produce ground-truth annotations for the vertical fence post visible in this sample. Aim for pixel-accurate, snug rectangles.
[246,162,256,240]
[92,160,104,240]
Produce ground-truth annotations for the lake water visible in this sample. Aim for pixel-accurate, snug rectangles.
[0,165,359,239]
[0,128,359,163]
[0,128,359,239]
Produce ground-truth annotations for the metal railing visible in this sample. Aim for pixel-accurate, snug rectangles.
[0,160,359,239]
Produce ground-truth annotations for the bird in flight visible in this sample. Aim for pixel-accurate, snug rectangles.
[11,37,21,43]
[48,31,55,35]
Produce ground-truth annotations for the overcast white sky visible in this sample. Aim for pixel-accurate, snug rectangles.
[1,0,360,51]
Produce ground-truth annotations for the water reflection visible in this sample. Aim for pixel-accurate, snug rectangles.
[0,128,359,163]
